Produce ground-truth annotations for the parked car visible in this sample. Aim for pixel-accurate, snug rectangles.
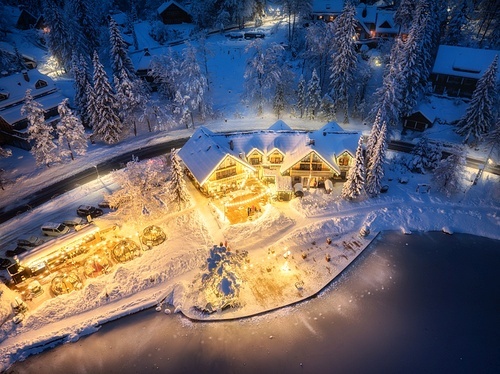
[76,205,103,218]
[244,31,265,39]
[0,257,12,269]
[380,185,389,193]
[62,217,88,227]
[41,222,70,237]
[17,235,44,248]
[5,246,28,258]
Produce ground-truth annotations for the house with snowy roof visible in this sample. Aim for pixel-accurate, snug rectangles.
[0,69,67,149]
[430,45,500,99]
[157,1,192,25]
[178,120,360,197]
[310,0,402,41]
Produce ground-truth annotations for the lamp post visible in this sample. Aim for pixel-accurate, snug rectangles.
[93,165,101,180]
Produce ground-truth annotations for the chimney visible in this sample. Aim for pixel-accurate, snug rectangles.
[229,140,234,150]
[22,70,29,82]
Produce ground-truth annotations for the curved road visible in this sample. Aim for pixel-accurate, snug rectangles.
[0,138,497,225]
[0,138,188,225]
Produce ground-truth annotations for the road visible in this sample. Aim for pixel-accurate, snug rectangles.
[0,138,188,225]
[1,138,498,225]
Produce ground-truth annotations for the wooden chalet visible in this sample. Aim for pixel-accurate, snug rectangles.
[0,70,66,150]
[178,121,360,197]
[157,1,192,25]
[430,45,500,99]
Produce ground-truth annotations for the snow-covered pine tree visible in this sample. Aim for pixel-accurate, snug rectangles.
[320,93,336,121]
[71,53,92,128]
[169,148,190,211]
[148,50,179,101]
[306,68,321,119]
[368,40,403,127]
[296,74,306,118]
[109,16,136,81]
[432,147,466,196]
[44,0,73,71]
[394,0,415,26]
[67,0,101,58]
[456,55,498,144]
[91,51,123,144]
[179,43,211,123]
[305,21,335,91]
[243,40,287,115]
[273,83,285,119]
[329,2,358,123]
[114,68,148,136]
[341,137,366,200]
[366,121,387,197]
[56,98,88,161]
[408,137,435,173]
[22,89,60,167]
[365,109,382,165]
[443,0,469,46]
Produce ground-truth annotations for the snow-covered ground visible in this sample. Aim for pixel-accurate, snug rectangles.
[0,10,499,372]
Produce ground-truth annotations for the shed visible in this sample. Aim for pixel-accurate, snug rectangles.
[157,1,192,24]
[402,111,435,132]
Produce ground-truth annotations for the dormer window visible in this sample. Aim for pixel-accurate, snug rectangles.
[35,79,48,89]
[0,92,9,101]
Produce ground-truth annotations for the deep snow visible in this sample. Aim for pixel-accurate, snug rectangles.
[0,10,499,372]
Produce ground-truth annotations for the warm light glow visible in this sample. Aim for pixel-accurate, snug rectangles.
[281,261,290,272]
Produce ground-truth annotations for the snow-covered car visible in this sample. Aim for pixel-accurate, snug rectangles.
[12,313,24,324]
[17,235,44,247]
[62,217,88,227]
[76,205,103,218]
[41,222,70,237]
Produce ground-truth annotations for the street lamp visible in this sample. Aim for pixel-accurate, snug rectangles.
[93,165,101,180]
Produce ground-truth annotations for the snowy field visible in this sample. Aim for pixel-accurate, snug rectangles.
[0,9,499,372]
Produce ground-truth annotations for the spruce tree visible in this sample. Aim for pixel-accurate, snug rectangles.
[365,109,382,165]
[57,98,88,161]
[109,17,136,81]
[366,121,387,197]
[296,74,306,118]
[432,147,466,196]
[273,83,285,119]
[306,69,321,119]
[320,93,336,121]
[169,148,190,211]
[71,53,92,128]
[341,137,366,200]
[44,0,73,70]
[456,56,498,144]
[329,2,358,123]
[91,51,123,144]
[22,89,60,167]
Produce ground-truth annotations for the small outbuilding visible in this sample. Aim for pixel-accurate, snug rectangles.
[157,1,192,24]
[402,110,434,132]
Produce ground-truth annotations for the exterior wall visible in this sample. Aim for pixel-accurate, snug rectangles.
[288,152,338,187]
[430,73,477,99]
[159,5,192,24]
[204,156,252,194]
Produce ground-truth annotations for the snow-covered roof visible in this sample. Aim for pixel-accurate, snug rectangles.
[0,90,66,126]
[178,123,360,186]
[311,0,345,14]
[110,11,128,26]
[130,47,169,71]
[356,4,377,24]
[0,70,58,109]
[408,96,468,125]
[267,119,292,131]
[375,10,399,34]
[157,0,190,15]
[432,45,500,80]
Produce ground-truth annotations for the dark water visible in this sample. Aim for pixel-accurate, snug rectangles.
[8,232,500,374]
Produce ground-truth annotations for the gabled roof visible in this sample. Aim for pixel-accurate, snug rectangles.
[0,70,58,109]
[375,10,400,34]
[432,45,500,80]
[157,0,190,16]
[178,122,361,186]
[267,119,292,131]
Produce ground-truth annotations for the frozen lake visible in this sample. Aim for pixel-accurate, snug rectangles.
[9,231,500,373]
